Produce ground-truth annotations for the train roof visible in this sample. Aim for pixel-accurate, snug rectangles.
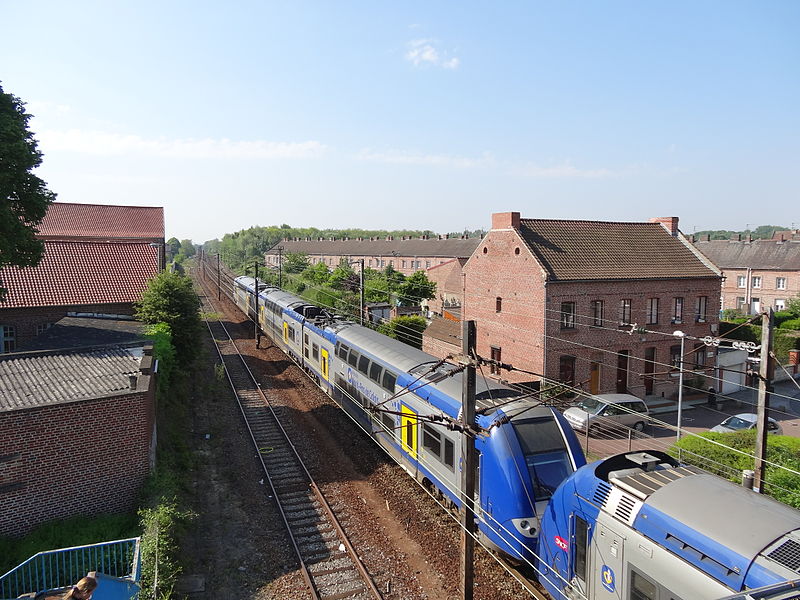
[574,452,800,591]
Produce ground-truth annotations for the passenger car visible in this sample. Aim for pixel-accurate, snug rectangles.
[710,413,783,435]
[563,393,650,435]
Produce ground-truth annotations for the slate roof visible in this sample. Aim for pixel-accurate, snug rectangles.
[267,237,480,258]
[19,316,147,352]
[0,345,144,412]
[692,239,800,270]
[0,241,158,308]
[518,219,719,281]
[38,202,165,240]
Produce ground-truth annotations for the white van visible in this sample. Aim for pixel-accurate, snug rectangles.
[563,393,650,436]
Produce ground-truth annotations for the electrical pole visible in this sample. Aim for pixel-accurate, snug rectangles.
[753,308,774,493]
[217,253,221,300]
[254,261,261,349]
[359,258,365,326]
[278,247,283,288]
[460,320,477,600]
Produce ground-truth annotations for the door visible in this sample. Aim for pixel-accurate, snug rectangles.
[400,404,418,460]
[590,362,600,394]
[643,348,655,395]
[320,348,330,381]
[592,523,624,599]
[282,321,289,344]
[616,351,629,393]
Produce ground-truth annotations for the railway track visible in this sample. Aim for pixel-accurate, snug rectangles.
[195,272,384,600]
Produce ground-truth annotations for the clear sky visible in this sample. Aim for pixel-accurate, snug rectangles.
[2,1,798,242]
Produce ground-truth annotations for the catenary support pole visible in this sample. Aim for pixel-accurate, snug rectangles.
[460,320,476,600]
[359,258,365,326]
[254,261,260,348]
[278,247,283,288]
[217,253,221,300]
[753,308,774,493]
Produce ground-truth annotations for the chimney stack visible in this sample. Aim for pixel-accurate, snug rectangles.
[649,217,679,236]
[492,212,521,230]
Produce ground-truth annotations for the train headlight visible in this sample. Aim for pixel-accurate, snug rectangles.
[511,517,539,539]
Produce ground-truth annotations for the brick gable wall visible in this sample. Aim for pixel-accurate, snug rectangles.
[0,385,155,537]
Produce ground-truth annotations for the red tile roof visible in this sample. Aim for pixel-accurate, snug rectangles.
[0,241,158,308]
[38,202,164,240]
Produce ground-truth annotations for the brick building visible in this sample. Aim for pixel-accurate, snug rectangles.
[461,213,722,399]
[0,343,156,537]
[0,202,163,353]
[424,257,468,315]
[692,234,800,315]
[264,235,480,277]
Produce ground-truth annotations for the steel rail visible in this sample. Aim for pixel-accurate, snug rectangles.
[194,266,383,600]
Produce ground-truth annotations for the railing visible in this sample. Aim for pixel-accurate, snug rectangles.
[0,537,140,599]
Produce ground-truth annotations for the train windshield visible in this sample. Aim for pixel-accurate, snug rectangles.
[512,417,573,500]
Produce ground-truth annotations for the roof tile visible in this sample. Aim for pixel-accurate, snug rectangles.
[38,202,164,240]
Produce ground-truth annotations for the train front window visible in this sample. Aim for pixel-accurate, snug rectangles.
[512,417,573,500]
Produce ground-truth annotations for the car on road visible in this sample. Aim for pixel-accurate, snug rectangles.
[563,393,650,436]
[710,413,783,435]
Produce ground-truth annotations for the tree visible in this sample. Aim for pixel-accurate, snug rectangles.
[283,251,310,274]
[166,237,181,261]
[398,271,436,306]
[135,272,201,365]
[786,294,800,318]
[377,315,428,349]
[179,239,195,258]
[0,84,56,300]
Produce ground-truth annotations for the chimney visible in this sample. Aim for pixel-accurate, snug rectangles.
[689,234,695,243]
[649,217,679,236]
[492,212,521,230]
[129,374,138,390]
[445,234,449,239]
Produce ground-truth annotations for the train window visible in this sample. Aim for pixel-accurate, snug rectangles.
[312,344,319,361]
[574,516,588,586]
[304,334,310,358]
[382,370,397,392]
[304,334,309,345]
[381,411,395,435]
[513,417,573,500]
[348,349,360,368]
[369,362,383,384]
[358,355,370,375]
[422,424,442,457]
[337,343,349,360]
[630,569,657,600]
[444,439,454,468]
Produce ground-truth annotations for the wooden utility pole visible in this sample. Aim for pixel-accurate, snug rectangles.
[460,320,477,600]
[753,308,775,493]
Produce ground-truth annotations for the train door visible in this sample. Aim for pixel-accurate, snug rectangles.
[591,523,624,599]
[283,321,289,344]
[400,404,418,476]
[320,348,330,382]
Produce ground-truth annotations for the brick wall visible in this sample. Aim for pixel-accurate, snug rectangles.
[425,259,466,315]
[0,385,155,537]
[0,303,135,351]
[719,267,799,313]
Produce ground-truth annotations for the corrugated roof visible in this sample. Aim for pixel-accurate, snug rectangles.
[0,241,158,308]
[38,202,164,240]
[266,237,480,258]
[693,239,800,270]
[0,345,143,412]
[518,219,718,281]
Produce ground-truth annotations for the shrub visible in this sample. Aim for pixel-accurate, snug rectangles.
[774,310,795,326]
[778,318,800,330]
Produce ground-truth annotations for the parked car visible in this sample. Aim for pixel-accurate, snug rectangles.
[710,413,783,435]
[563,393,650,436]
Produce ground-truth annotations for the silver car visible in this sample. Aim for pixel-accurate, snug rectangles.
[710,413,783,435]
[563,393,650,436]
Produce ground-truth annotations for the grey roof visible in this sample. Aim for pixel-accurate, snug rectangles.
[0,345,144,412]
[518,219,720,281]
[693,239,800,270]
[19,316,147,352]
[266,237,481,259]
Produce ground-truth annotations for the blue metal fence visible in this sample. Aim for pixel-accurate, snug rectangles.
[0,537,140,599]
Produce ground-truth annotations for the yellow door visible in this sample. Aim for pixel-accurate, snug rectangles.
[590,362,600,394]
[400,405,418,459]
[282,321,288,343]
[320,348,329,381]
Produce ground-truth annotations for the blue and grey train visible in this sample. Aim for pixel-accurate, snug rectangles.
[537,450,800,600]
[232,276,587,562]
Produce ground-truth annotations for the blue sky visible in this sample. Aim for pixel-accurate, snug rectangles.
[2,1,798,242]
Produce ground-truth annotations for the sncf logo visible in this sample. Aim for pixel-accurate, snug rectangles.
[554,536,568,551]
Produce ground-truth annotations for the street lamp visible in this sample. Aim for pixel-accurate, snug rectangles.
[673,330,686,442]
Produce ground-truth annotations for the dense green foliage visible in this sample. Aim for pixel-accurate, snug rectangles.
[136,272,202,365]
[720,318,800,362]
[787,295,800,318]
[377,315,428,349]
[203,225,437,274]
[671,431,800,508]
[145,323,177,394]
[694,225,789,240]
[0,84,56,300]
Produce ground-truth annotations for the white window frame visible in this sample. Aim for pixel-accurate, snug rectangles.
[777,277,787,290]
[737,275,747,288]
[752,276,762,289]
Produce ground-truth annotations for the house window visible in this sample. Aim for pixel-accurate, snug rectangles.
[776,299,786,311]
[559,355,576,385]
[560,302,576,329]
[402,260,406,268]
[1,325,16,354]
[380,260,385,267]
[673,297,683,324]
[496,297,502,313]
[647,298,659,324]
[777,277,787,290]
[752,276,762,289]
[389,260,394,267]
[590,300,604,326]
[670,345,682,370]
[619,299,632,325]
[368,259,373,267]
[425,260,430,268]
[36,323,53,336]
[736,297,747,311]
[490,346,501,375]
[694,344,707,370]
[696,296,708,322]
[737,275,747,288]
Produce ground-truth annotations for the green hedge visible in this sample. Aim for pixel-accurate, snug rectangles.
[671,431,800,508]
[778,318,800,330]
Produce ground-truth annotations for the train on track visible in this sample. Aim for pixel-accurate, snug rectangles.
[227,272,800,600]
[232,275,586,564]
